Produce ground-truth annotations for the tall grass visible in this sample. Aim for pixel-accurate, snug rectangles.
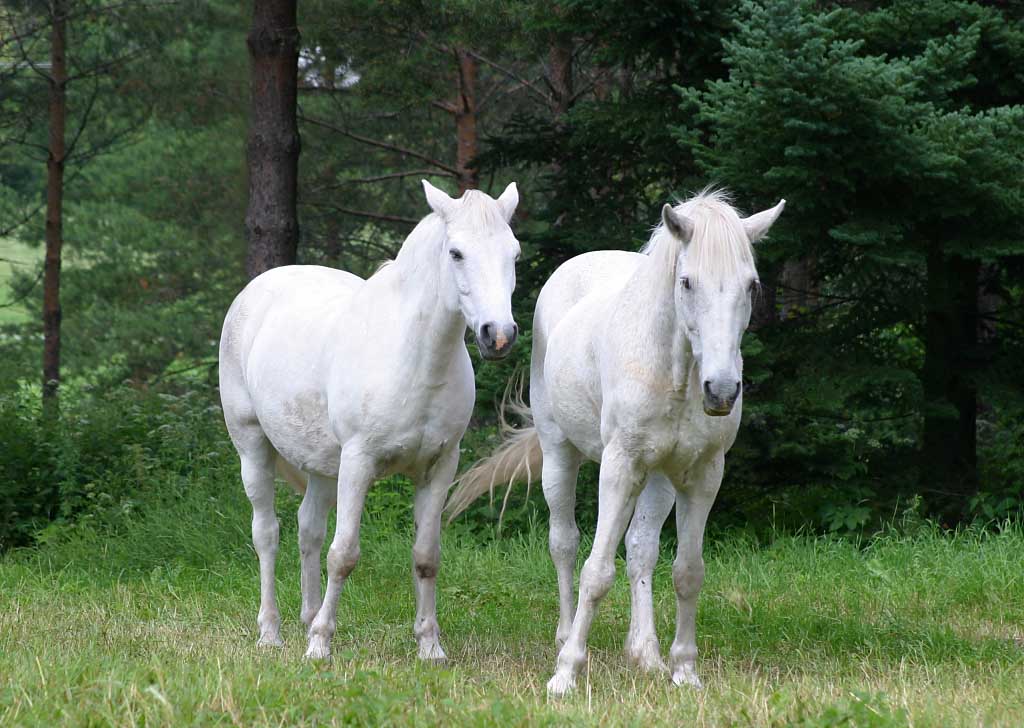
[3,451,1024,726]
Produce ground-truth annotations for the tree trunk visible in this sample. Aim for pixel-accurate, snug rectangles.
[42,0,68,410]
[245,0,300,279]
[779,257,818,319]
[454,49,478,194]
[549,34,573,119]
[920,247,979,521]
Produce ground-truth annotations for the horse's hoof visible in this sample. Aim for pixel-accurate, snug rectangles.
[546,672,575,698]
[418,643,448,662]
[304,636,332,661]
[671,665,703,689]
[257,632,284,648]
[625,639,668,674]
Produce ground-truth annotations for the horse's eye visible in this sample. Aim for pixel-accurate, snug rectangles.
[450,249,464,261]
[680,276,691,290]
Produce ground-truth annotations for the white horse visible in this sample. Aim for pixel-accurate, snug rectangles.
[447,190,784,695]
[219,180,521,661]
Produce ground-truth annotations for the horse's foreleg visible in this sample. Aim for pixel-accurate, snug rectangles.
[548,445,646,697]
[624,473,675,673]
[540,442,583,649]
[298,473,334,630]
[305,447,375,661]
[668,455,722,689]
[411,446,459,661]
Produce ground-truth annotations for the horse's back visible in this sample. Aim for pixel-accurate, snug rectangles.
[534,250,641,344]
[221,265,362,370]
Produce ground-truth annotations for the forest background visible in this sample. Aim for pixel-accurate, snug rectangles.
[2,0,1024,550]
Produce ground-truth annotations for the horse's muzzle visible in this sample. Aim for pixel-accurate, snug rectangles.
[702,379,741,416]
[477,321,518,360]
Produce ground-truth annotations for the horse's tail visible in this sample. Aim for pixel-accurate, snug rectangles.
[275,454,307,495]
[445,383,542,524]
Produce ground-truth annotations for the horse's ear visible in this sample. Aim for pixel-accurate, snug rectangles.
[496,182,519,223]
[422,180,456,219]
[662,204,694,243]
[742,199,786,243]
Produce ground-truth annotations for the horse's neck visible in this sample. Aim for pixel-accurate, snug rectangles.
[613,257,695,393]
[387,226,466,373]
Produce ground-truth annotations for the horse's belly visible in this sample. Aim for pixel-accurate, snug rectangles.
[256,390,343,477]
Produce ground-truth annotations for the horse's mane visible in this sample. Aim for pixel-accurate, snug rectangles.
[641,188,756,282]
[378,190,506,280]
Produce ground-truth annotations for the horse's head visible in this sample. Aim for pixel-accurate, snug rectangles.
[422,180,521,360]
[661,195,785,416]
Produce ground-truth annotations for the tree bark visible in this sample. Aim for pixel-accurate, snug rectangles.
[920,247,979,521]
[549,34,573,120]
[245,0,300,279]
[779,257,818,319]
[454,49,478,193]
[42,0,68,410]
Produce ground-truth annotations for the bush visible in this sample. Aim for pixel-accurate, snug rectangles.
[0,380,231,550]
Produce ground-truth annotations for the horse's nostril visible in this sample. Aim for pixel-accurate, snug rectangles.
[480,322,495,347]
[703,380,713,397]
[733,381,742,399]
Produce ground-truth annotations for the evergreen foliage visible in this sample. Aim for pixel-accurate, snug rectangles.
[1,0,1022,546]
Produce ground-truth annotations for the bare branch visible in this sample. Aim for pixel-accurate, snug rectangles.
[302,201,419,226]
[308,169,454,196]
[431,99,458,115]
[12,25,52,83]
[465,49,552,107]
[63,80,100,161]
[0,263,43,310]
[300,114,459,175]
[0,201,47,238]
[66,46,147,83]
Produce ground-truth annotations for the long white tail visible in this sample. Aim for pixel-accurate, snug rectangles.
[445,385,542,524]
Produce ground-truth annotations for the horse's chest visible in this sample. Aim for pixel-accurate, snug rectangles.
[612,393,739,470]
[663,400,739,466]
[342,376,472,472]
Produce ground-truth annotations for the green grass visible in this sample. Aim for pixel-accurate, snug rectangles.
[0,236,40,325]
[3,477,1024,726]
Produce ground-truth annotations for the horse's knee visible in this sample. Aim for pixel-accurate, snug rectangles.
[412,544,439,579]
[625,529,658,578]
[327,542,360,579]
[580,557,616,602]
[672,555,704,599]
[549,521,579,561]
[298,521,325,556]
[251,512,279,552]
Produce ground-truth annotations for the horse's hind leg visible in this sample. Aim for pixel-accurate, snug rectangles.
[411,446,459,661]
[624,473,675,673]
[299,473,335,629]
[540,439,583,648]
[668,454,723,689]
[238,439,283,647]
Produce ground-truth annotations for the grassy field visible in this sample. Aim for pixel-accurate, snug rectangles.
[2,478,1024,727]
